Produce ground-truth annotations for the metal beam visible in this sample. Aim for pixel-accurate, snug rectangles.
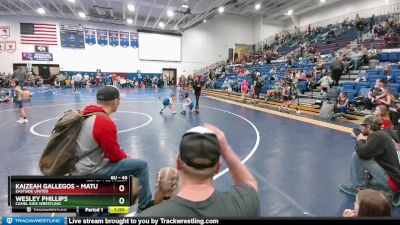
[182,0,228,30]
[20,0,37,13]
[268,0,314,20]
[4,0,30,15]
[66,0,80,18]
[78,0,88,15]
[48,0,67,17]
[143,0,157,28]
[173,0,209,29]
[134,6,140,26]
[122,0,125,19]
[33,0,55,16]
[152,0,172,29]
[0,1,17,14]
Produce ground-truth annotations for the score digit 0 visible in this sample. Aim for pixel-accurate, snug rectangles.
[119,185,125,192]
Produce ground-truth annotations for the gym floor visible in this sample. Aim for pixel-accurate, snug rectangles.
[0,87,399,217]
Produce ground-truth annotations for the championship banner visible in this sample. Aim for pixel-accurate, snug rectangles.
[0,42,5,53]
[22,52,53,61]
[120,31,129,48]
[0,26,10,39]
[96,29,108,46]
[84,28,96,45]
[130,32,138,48]
[108,30,119,47]
[5,41,16,53]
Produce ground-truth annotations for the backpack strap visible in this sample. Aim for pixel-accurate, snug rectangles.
[77,111,109,161]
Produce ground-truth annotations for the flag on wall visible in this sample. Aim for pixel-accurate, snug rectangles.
[97,29,108,46]
[84,28,96,45]
[130,32,138,48]
[108,30,119,47]
[20,23,58,45]
[120,31,129,48]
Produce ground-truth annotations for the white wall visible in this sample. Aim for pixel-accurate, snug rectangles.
[180,14,256,74]
[0,16,182,75]
[260,23,285,41]
[0,14,256,75]
[299,0,400,27]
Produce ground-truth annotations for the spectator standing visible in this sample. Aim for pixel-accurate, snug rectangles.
[12,67,27,88]
[331,56,344,86]
[355,14,365,44]
[72,72,82,93]
[192,76,203,113]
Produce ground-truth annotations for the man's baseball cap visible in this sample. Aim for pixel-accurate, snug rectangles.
[359,115,382,129]
[96,85,120,101]
[179,126,221,169]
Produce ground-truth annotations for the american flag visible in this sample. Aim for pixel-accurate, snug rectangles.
[20,23,58,45]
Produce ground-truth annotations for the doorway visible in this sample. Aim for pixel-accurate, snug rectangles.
[235,44,252,61]
[162,68,177,86]
[32,64,60,84]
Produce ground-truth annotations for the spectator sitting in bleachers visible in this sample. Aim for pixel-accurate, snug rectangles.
[366,79,386,110]
[374,105,393,130]
[0,88,10,102]
[383,65,395,83]
[343,189,391,217]
[378,88,395,108]
[337,92,349,113]
[315,74,333,96]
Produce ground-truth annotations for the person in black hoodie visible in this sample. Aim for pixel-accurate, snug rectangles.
[192,76,203,113]
[339,116,400,206]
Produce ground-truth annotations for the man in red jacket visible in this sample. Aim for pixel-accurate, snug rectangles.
[71,85,152,211]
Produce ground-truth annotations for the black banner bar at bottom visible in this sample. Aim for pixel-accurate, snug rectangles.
[67,218,400,225]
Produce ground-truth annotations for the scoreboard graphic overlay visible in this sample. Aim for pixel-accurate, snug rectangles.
[9,176,131,214]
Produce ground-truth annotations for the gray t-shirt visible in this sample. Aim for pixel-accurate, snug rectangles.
[138,184,259,218]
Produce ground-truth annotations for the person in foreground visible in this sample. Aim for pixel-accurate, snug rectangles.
[339,116,400,206]
[71,86,153,212]
[343,189,391,217]
[139,124,260,217]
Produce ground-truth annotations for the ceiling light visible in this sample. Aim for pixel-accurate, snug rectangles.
[127,4,135,12]
[287,9,293,15]
[218,6,224,13]
[182,4,189,8]
[203,19,207,23]
[159,22,165,28]
[78,12,86,18]
[68,0,76,3]
[255,3,261,10]
[126,18,133,24]
[320,0,326,3]
[37,8,45,15]
[167,9,174,17]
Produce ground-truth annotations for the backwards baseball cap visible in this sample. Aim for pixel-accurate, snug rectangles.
[359,115,382,130]
[96,85,120,101]
[179,126,221,169]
